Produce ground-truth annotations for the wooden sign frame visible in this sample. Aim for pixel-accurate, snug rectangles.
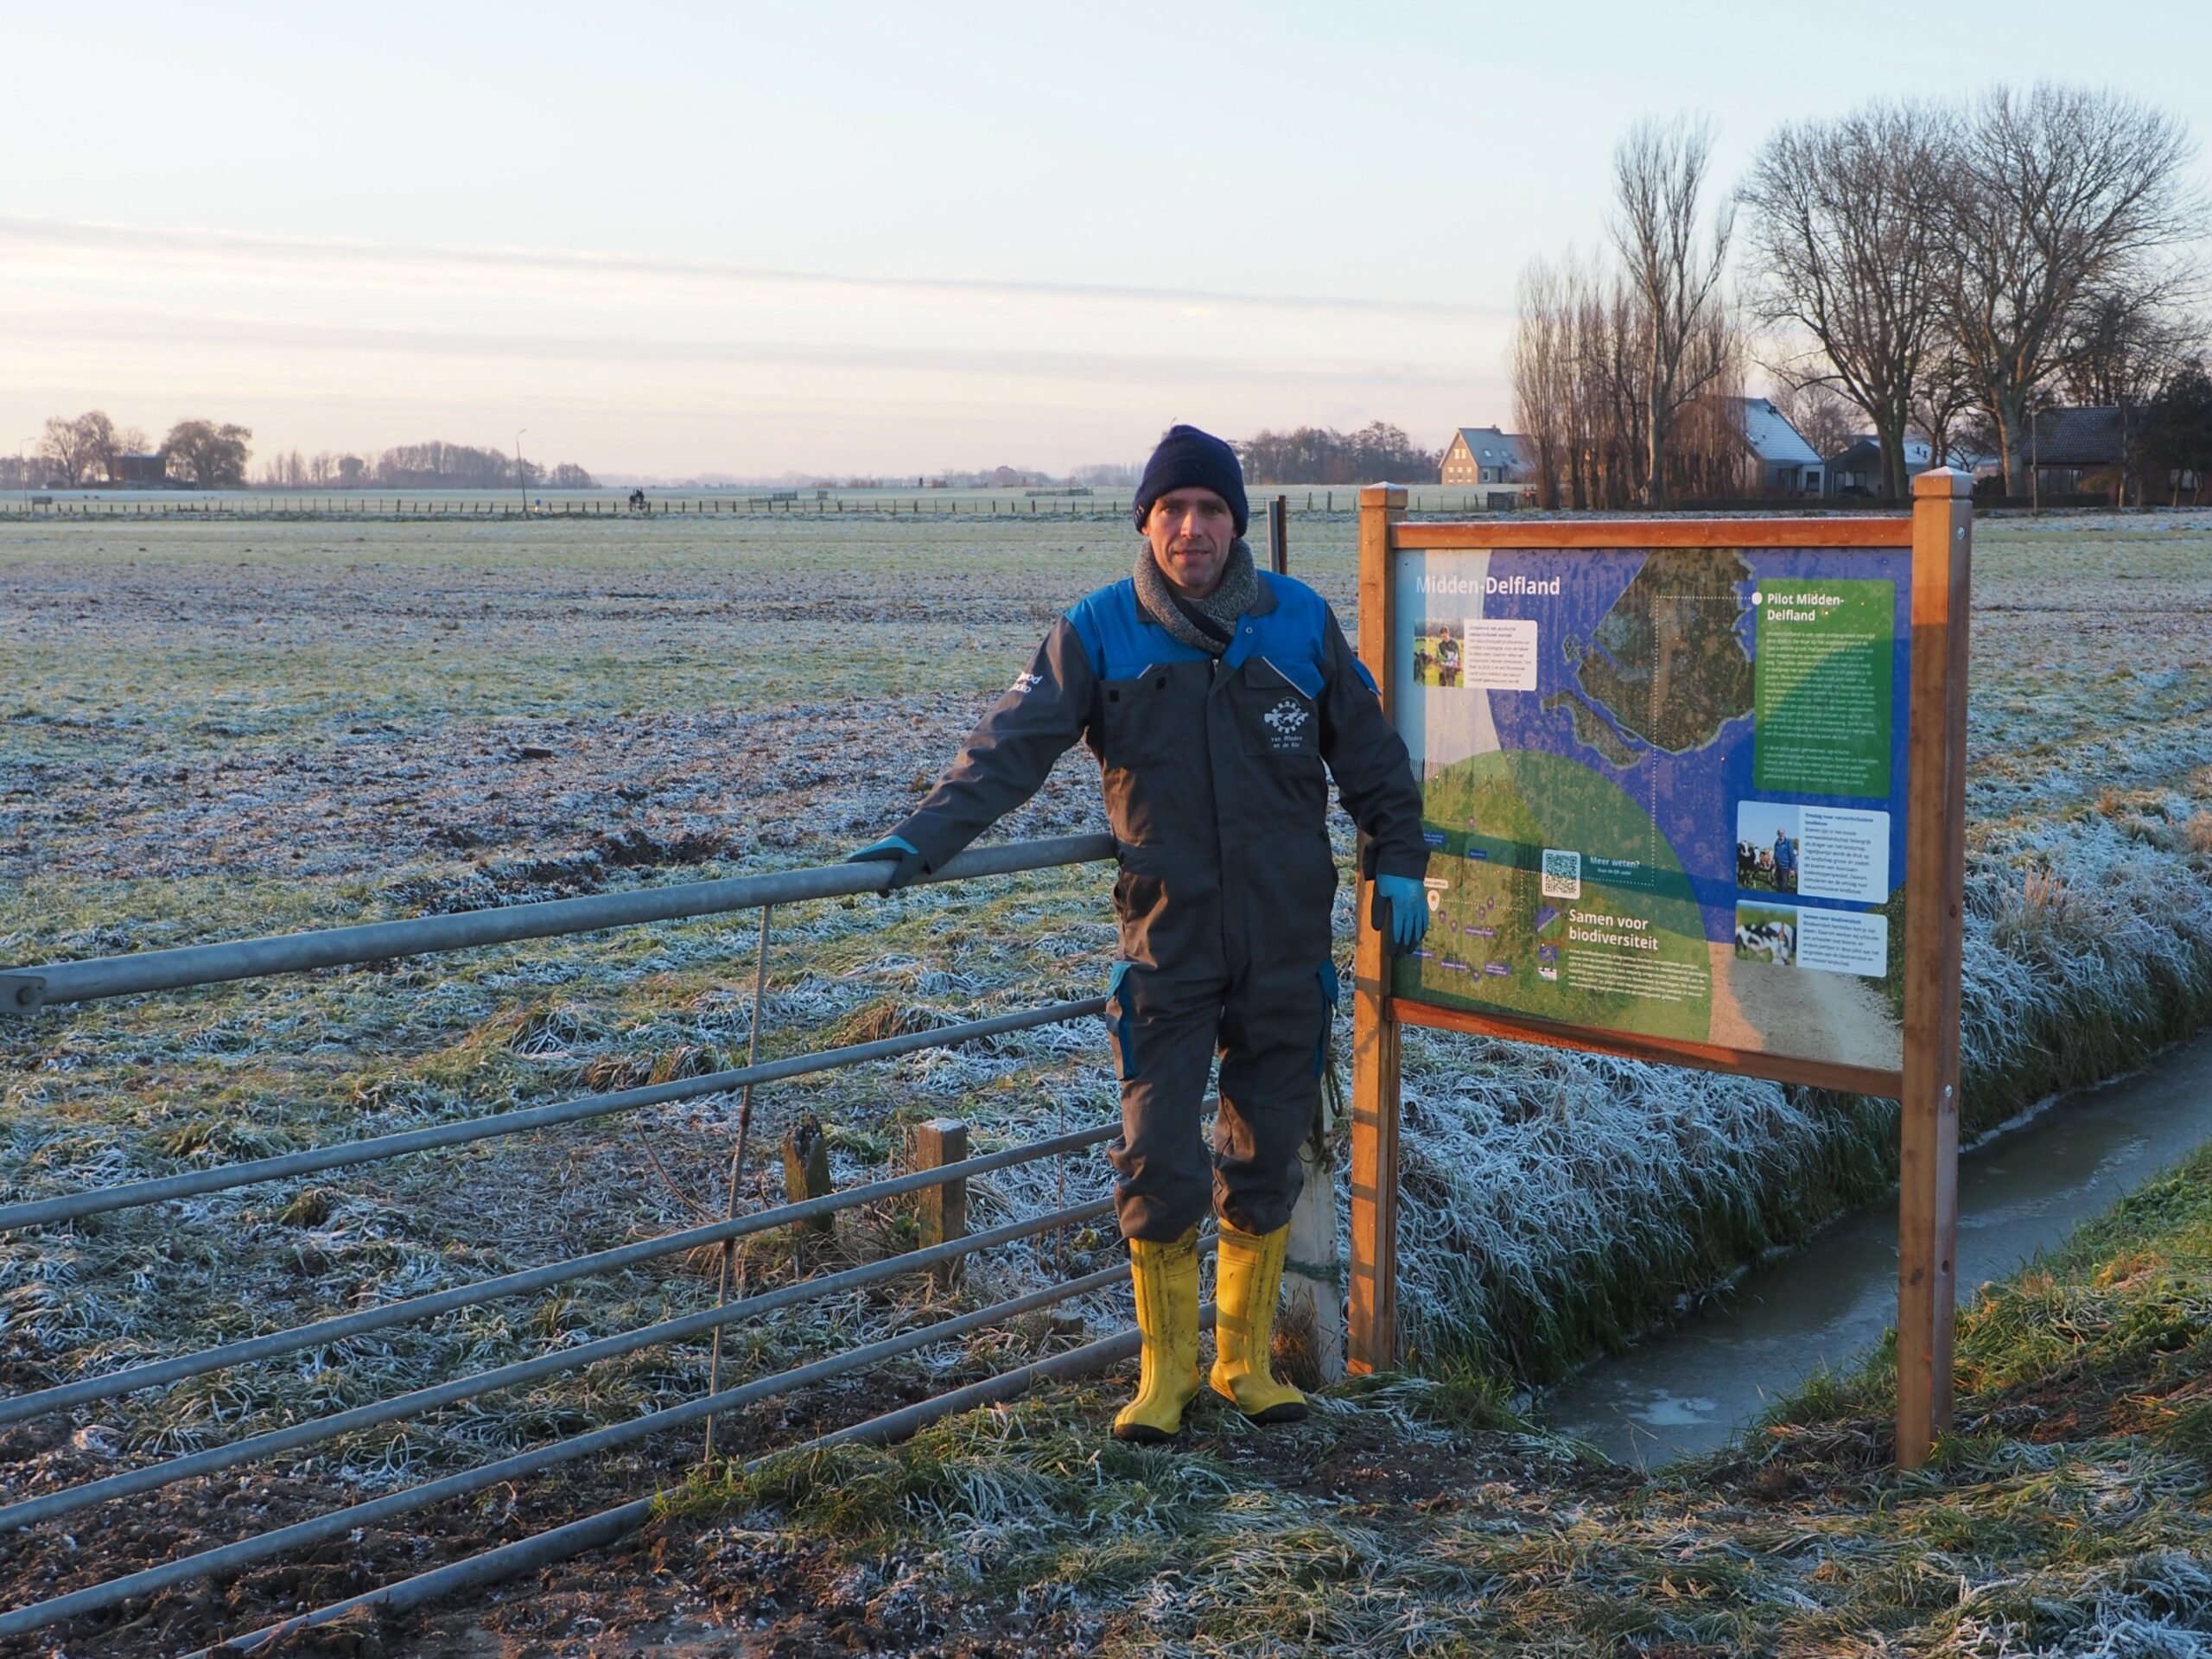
[1347,470,1972,1467]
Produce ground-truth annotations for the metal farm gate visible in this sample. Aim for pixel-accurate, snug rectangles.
[0,835,1185,1652]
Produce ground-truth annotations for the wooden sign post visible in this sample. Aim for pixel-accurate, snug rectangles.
[1346,474,1970,1468]
[1896,467,1972,1461]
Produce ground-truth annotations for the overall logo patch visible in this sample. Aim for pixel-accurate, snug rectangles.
[1008,671,1042,695]
[1262,697,1312,750]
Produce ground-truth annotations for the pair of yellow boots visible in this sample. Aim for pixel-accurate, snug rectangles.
[1112,1221,1307,1442]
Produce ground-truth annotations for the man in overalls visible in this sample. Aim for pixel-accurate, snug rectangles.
[851,425,1429,1440]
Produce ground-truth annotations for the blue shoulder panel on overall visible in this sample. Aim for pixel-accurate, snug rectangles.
[1065,581,1211,680]
[1221,573,1330,699]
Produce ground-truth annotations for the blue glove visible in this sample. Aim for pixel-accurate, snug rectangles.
[846,835,928,892]
[1370,874,1430,957]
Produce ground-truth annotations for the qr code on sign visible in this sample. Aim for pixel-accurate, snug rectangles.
[1541,849,1582,899]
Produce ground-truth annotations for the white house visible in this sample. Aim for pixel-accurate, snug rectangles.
[1732,398,1825,495]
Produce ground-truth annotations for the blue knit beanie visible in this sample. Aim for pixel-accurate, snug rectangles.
[1133,424,1249,537]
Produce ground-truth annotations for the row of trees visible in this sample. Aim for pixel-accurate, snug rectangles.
[12,414,596,492]
[1512,119,1751,510]
[1511,84,2207,507]
[1742,83,2202,501]
[1234,422,1440,485]
[348,441,593,491]
[256,442,594,489]
[22,411,254,489]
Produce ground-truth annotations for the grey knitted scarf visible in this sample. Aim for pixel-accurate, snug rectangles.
[1133,537,1260,657]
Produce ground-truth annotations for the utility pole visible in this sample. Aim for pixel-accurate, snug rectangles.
[515,429,529,518]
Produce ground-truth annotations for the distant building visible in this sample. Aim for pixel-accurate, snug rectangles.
[1824,435,1932,497]
[1826,434,2000,496]
[1440,427,1535,505]
[336,455,368,486]
[2026,406,2124,496]
[1731,397,1824,495]
[114,453,167,486]
[1440,426,1530,487]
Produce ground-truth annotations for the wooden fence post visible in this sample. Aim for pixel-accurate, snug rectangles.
[912,1117,969,1289]
[1346,484,1407,1375]
[1282,1133,1344,1383]
[781,1114,836,1236]
[1897,467,1972,1467]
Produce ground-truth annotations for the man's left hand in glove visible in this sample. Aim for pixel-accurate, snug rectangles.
[1369,874,1430,957]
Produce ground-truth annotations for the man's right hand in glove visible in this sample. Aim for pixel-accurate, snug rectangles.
[846,835,929,892]
[1369,874,1430,957]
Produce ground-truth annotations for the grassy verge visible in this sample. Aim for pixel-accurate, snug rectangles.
[632,1140,2212,1656]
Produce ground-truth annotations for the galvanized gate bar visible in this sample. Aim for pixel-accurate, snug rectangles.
[205,1315,1159,1658]
[0,1125,1116,1427]
[0,1251,1158,1637]
[0,1197,1118,1532]
[0,833,1114,1014]
[0,995,1107,1233]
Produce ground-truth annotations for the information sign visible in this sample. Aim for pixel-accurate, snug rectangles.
[1389,543,1910,1083]
[1344,476,1973,1470]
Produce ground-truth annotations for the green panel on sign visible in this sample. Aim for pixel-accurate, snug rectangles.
[1753,579,1894,798]
[1396,749,1711,1042]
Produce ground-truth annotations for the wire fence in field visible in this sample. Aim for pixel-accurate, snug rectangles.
[0,486,1518,523]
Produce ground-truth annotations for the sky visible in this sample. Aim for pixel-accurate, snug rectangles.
[5,0,2210,480]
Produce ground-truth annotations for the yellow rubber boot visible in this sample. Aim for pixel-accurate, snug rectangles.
[1209,1222,1309,1424]
[1111,1225,1202,1443]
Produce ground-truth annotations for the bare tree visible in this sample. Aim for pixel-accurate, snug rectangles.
[1582,270,1654,508]
[1767,378,1859,461]
[1511,252,1649,510]
[1910,350,1987,467]
[1511,257,1574,507]
[1939,83,2203,494]
[1610,115,1736,506]
[255,448,311,487]
[34,411,157,484]
[1742,102,1952,503]
[73,412,119,484]
[36,413,102,486]
[2059,292,2204,503]
[1510,248,1750,511]
[2061,289,2201,408]
[162,420,253,488]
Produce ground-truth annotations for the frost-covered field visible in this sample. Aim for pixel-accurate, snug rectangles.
[2,509,2210,1648]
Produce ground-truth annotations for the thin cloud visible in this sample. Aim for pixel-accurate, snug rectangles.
[1,303,1478,389]
[0,216,1507,323]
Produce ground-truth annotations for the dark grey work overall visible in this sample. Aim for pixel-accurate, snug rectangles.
[894,568,1427,1242]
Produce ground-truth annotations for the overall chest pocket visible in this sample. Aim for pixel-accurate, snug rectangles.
[1236,657,1321,759]
[1100,673,1176,767]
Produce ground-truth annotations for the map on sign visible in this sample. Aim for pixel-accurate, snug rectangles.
[1390,545,1910,1073]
